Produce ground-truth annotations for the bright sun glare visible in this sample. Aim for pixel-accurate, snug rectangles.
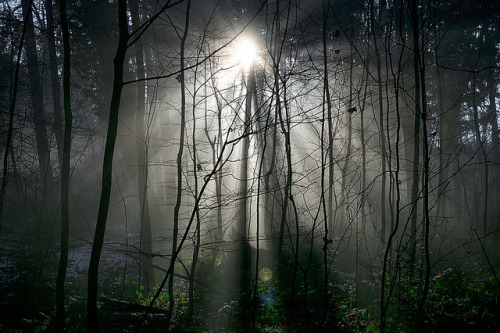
[237,37,257,69]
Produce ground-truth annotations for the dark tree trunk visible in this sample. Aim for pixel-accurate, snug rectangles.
[55,0,72,330]
[435,49,446,219]
[0,0,32,234]
[415,20,431,327]
[408,0,422,278]
[340,41,354,232]
[87,0,128,330]
[370,0,387,241]
[321,0,332,317]
[21,0,52,185]
[487,74,500,218]
[207,72,223,246]
[472,73,489,236]
[188,34,204,319]
[167,0,191,325]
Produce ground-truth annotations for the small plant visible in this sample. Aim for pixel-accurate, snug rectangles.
[135,285,170,308]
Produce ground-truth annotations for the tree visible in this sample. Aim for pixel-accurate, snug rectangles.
[55,0,72,329]
[21,0,52,185]
[129,0,155,295]
[44,0,64,170]
[167,0,192,325]
[0,0,32,233]
[86,0,129,329]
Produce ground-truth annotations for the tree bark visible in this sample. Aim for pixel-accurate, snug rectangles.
[472,73,489,236]
[370,0,387,241]
[55,0,72,329]
[129,0,155,295]
[408,0,422,278]
[21,0,52,185]
[415,23,431,327]
[0,0,32,235]
[45,0,64,170]
[87,0,128,330]
[167,0,191,325]
[321,0,332,317]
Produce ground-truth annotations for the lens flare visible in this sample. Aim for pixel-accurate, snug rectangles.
[259,290,276,307]
[258,267,272,282]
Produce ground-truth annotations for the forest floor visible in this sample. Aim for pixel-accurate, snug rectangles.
[1,236,499,332]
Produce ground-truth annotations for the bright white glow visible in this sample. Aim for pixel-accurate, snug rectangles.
[237,37,257,70]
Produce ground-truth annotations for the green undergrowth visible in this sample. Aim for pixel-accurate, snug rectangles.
[1,243,499,332]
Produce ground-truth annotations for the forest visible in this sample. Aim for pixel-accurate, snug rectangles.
[0,0,499,331]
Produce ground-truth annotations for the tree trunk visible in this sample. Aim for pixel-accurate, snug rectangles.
[235,60,255,330]
[87,0,128,330]
[21,0,52,185]
[167,0,191,324]
[129,0,155,295]
[0,0,32,235]
[488,74,499,164]
[435,49,446,219]
[370,0,387,241]
[472,73,489,235]
[408,0,422,278]
[207,72,223,246]
[340,42,354,232]
[415,21,431,326]
[55,0,72,329]
[45,0,64,170]
[188,40,203,319]
[321,0,332,317]
[487,73,499,221]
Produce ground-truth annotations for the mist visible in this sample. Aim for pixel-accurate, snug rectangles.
[0,0,499,331]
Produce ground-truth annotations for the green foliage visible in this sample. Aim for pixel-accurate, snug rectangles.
[383,268,500,332]
[34,323,48,332]
[424,268,499,332]
[135,284,169,308]
[336,296,379,332]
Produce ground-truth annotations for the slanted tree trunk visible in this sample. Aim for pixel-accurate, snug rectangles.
[87,0,129,330]
[55,0,72,329]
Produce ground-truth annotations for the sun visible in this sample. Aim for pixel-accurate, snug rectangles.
[237,37,258,70]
